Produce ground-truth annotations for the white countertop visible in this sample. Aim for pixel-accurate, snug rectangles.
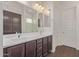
[3,32,52,48]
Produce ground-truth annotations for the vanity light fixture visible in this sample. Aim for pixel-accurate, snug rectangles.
[35,3,39,7]
[39,5,42,8]
[41,7,44,10]
[47,10,50,14]
[46,10,50,15]
[33,3,50,15]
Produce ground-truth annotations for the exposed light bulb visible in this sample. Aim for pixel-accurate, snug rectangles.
[47,10,50,14]
[35,3,39,6]
[39,5,42,8]
[41,7,44,10]
[33,3,50,15]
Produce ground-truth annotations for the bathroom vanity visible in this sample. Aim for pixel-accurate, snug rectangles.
[3,35,52,57]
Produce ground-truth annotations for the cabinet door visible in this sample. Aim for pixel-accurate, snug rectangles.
[5,44,25,57]
[26,40,36,57]
[36,38,42,57]
[47,35,52,53]
[42,37,48,56]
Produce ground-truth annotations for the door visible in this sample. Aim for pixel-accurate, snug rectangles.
[62,7,76,48]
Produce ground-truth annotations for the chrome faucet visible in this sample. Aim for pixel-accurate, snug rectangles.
[18,34,21,38]
[16,32,21,38]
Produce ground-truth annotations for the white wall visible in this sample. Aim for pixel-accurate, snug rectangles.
[53,1,79,52]
[53,2,63,52]
[0,2,3,57]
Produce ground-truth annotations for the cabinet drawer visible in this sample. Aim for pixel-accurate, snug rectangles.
[37,47,42,51]
[37,47,42,57]
[26,40,36,47]
[37,43,42,48]
[37,38,42,51]
[43,37,47,44]
[36,38,42,57]
[37,39,42,44]
[37,51,42,57]
[37,48,42,53]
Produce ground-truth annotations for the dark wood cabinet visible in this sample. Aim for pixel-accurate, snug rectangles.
[42,37,48,56]
[3,44,25,57]
[36,38,42,57]
[3,35,52,57]
[3,10,21,34]
[47,35,52,53]
[25,40,36,57]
